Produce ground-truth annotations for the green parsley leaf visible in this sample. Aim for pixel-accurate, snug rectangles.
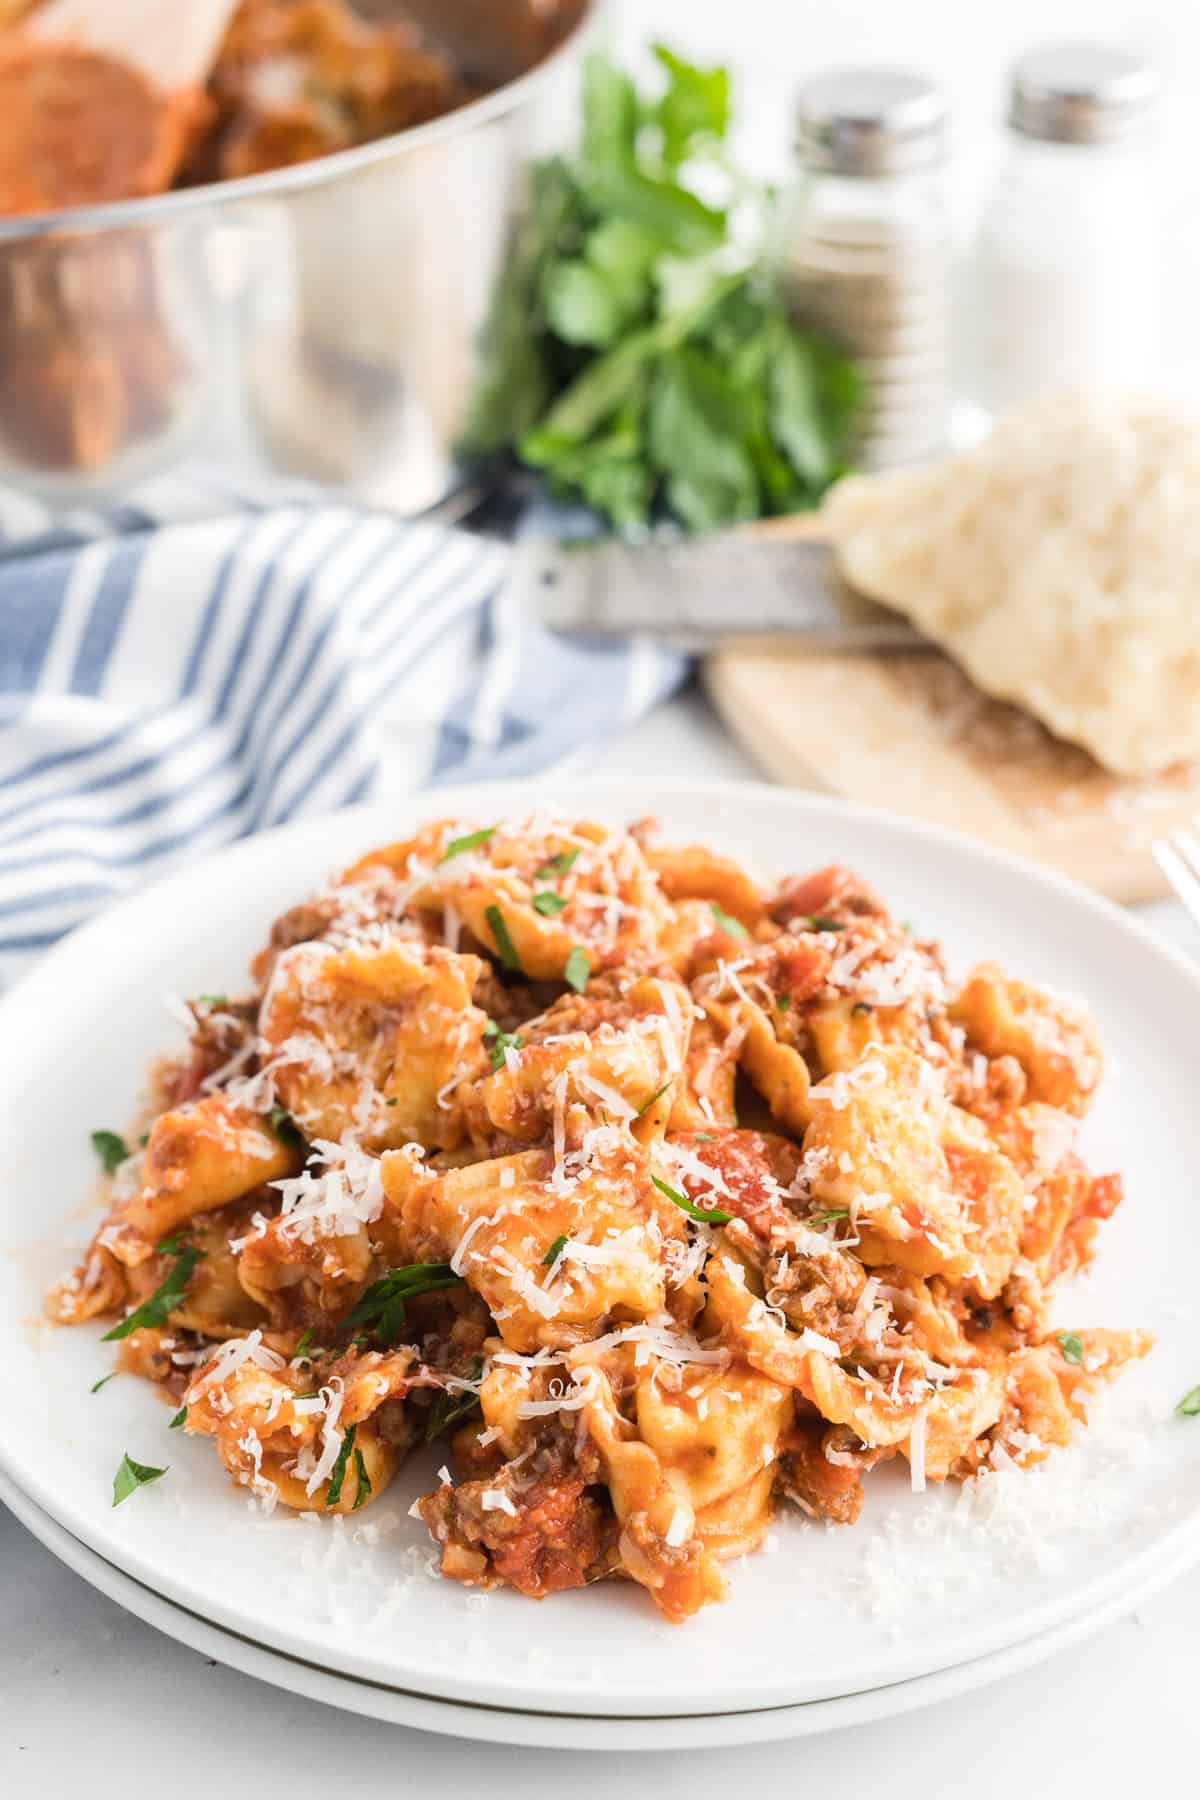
[544,257,630,350]
[851,1001,874,1016]
[651,1172,731,1226]
[386,1096,398,1107]
[651,44,730,167]
[710,903,749,939]
[91,1130,129,1174]
[532,890,568,917]
[1176,1385,1200,1418]
[294,1329,314,1359]
[810,1207,849,1225]
[90,1372,118,1394]
[485,904,524,973]
[138,1132,150,1148]
[112,1453,168,1507]
[341,1263,462,1346]
[766,316,841,492]
[102,1244,205,1341]
[543,1234,569,1266]
[564,946,591,992]
[325,1424,356,1507]
[440,826,496,863]
[647,343,761,531]
[636,1080,673,1118]
[425,1363,485,1442]
[484,1024,525,1071]
[168,1405,188,1430]
[805,916,845,933]
[195,994,228,1007]
[775,994,791,1012]
[352,1446,371,1510]
[535,848,581,879]
[268,1105,301,1146]
[1056,1331,1084,1365]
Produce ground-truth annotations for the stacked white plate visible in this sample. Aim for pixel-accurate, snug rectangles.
[3,782,1198,1747]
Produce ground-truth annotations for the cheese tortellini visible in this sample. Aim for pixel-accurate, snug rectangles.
[52,814,1148,1623]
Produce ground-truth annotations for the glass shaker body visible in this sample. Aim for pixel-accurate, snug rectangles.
[960,134,1159,418]
[778,158,952,471]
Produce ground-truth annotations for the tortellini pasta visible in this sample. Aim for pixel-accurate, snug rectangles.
[52,816,1148,1623]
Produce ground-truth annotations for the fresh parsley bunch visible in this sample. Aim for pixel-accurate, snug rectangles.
[461,45,861,533]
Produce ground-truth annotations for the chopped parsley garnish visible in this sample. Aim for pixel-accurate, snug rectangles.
[341,1263,462,1345]
[851,1001,874,1016]
[168,1405,188,1430]
[138,1133,150,1148]
[710,903,749,939]
[268,1104,302,1146]
[485,904,523,972]
[426,1362,484,1441]
[440,826,495,863]
[294,1329,315,1359]
[651,1172,731,1226]
[352,1446,371,1510]
[102,1244,206,1341]
[542,1234,569,1266]
[636,1081,673,1118]
[325,1424,357,1506]
[195,994,228,1007]
[386,1097,398,1107]
[1056,1331,1084,1365]
[563,946,591,992]
[483,1020,525,1071]
[1176,1385,1200,1418]
[90,1372,118,1394]
[535,849,580,880]
[112,1453,168,1507]
[775,994,791,1012]
[810,1207,849,1225]
[91,1130,129,1174]
[532,890,568,917]
[805,916,845,933]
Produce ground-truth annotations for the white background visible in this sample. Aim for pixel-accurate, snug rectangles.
[6,0,1200,1792]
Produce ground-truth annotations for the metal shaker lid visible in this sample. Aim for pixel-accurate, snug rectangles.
[1008,44,1158,144]
[794,70,947,176]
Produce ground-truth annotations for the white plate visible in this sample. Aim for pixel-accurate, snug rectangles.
[6,1463,1193,1749]
[2,780,1199,1720]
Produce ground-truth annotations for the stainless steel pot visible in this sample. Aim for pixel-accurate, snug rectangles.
[0,0,597,513]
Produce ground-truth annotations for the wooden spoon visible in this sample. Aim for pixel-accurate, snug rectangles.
[27,0,243,94]
[0,0,243,213]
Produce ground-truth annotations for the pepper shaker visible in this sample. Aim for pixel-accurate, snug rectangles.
[777,69,952,471]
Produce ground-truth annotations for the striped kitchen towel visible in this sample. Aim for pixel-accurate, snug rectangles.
[0,480,685,986]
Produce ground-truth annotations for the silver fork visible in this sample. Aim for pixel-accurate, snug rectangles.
[1152,826,1200,925]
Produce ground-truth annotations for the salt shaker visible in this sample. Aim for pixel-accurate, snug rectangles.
[778,69,952,471]
[960,44,1160,420]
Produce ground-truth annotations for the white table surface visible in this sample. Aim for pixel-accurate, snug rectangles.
[5,685,1199,1794]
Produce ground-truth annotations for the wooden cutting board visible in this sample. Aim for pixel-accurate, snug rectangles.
[705,514,1200,905]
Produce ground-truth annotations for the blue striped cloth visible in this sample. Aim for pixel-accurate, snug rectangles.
[0,478,685,986]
